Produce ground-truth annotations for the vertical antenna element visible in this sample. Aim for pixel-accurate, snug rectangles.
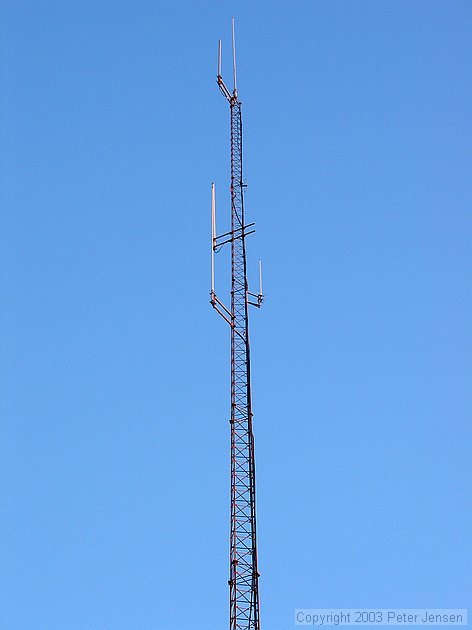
[232,17,237,95]
[259,259,263,297]
[211,183,216,295]
[218,39,222,77]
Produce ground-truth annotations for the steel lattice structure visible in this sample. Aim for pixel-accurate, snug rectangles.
[210,20,263,630]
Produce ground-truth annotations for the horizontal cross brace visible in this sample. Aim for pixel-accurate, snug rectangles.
[215,223,255,241]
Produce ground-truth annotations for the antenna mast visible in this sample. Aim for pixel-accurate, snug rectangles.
[210,18,263,630]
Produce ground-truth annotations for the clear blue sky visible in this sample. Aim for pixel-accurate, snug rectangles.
[1,2,470,629]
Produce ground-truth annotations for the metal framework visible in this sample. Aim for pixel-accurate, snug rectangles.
[210,19,263,630]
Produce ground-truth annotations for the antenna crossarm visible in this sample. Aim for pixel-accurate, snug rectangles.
[211,292,233,318]
[210,293,246,341]
[214,223,256,249]
[216,222,255,241]
[217,75,233,102]
[247,291,264,309]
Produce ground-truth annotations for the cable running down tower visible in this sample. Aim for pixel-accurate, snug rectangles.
[210,19,263,630]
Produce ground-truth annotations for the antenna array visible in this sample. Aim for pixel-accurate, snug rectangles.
[210,19,264,630]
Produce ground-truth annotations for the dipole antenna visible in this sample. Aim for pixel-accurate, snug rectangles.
[210,18,264,630]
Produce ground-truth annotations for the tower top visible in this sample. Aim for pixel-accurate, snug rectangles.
[217,18,238,102]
